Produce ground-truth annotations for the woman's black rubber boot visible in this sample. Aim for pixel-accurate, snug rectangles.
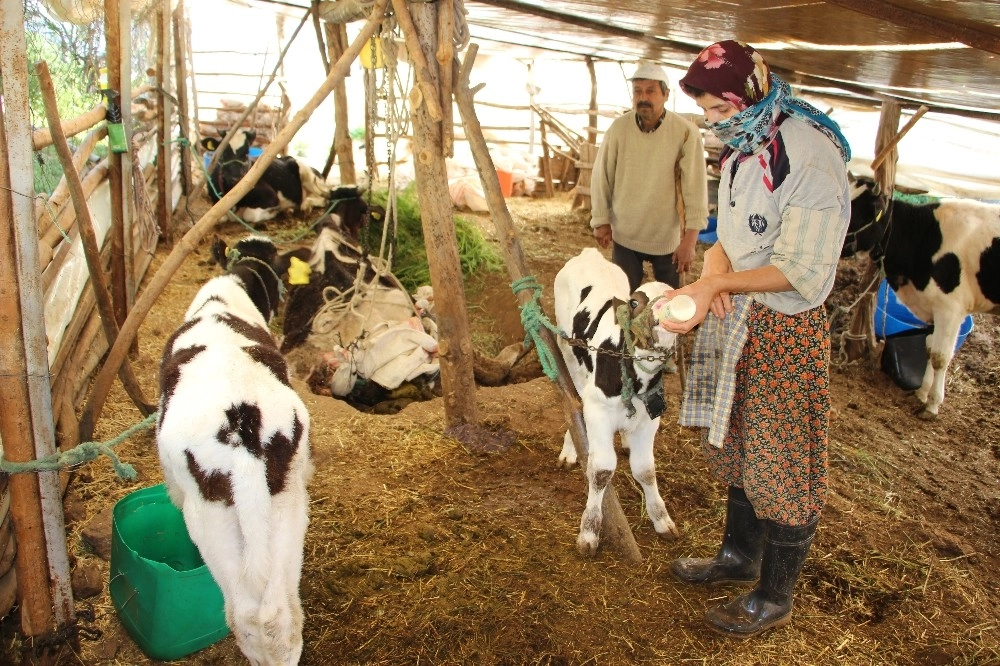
[703,517,819,638]
[670,486,765,585]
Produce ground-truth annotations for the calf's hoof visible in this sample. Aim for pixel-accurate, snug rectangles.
[655,520,680,540]
[916,407,938,421]
[576,531,599,557]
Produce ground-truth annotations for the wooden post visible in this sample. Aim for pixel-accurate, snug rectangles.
[585,55,598,145]
[454,44,642,563]
[846,99,902,362]
[436,0,455,158]
[0,65,56,646]
[156,0,173,242]
[400,0,478,427]
[324,21,357,184]
[173,0,192,197]
[0,2,76,638]
[389,0,443,122]
[539,120,555,198]
[80,0,390,441]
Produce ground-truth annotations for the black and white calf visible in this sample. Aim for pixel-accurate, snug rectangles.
[554,248,681,556]
[843,177,1000,418]
[202,129,334,223]
[157,235,313,665]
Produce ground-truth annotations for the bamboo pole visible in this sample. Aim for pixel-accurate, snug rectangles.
[79,0,390,442]
[389,0,443,122]
[454,44,642,564]
[0,3,75,637]
[36,61,155,417]
[405,0,478,427]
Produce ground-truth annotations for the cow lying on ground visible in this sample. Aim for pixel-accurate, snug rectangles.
[843,176,1000,418]
[554,247,681,556]
[157,235,313,665]
[202,128,349,224]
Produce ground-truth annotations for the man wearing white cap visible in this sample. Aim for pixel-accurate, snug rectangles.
[590,61,709,294]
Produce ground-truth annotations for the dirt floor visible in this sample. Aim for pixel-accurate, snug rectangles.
[3,190,999,665]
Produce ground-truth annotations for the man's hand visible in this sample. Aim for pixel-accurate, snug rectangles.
[672,230,699,274]
[593,224,612,249]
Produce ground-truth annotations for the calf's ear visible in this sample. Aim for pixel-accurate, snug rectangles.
[210,236,229,268]
[201,137,219,151]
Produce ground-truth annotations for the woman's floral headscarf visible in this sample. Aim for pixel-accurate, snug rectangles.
[680,40,851,162]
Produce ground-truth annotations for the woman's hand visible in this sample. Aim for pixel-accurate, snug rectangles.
[700,243,733,319]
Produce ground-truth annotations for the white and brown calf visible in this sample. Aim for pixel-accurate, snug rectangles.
[157,235,313,665]
[554,248,681,556]
[843,177,1000,418]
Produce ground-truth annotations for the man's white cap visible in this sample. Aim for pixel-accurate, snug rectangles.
[629,61,670,85]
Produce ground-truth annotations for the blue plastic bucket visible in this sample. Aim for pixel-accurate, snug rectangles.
[698,216,718,244]
[873,279,973,351]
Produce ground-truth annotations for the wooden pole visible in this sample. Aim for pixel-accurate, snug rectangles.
[323,21,357,184]
[454,44,642,564]
[105,0,129,328]
[585,55,598,145]
[80,0,390,441]
[156,0,173,242]
[846,99,902,362]
[173,0,192,197]
[0,2,76,637]
[436,0,455,158]
[0,62,56,646]
[870,104,928,173]
[402,0,478,428]
[37,62,155,418]
[389,0,443,122]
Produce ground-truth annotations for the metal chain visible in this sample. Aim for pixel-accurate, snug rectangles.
[557,332,675,364]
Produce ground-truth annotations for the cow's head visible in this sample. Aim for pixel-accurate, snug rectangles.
[201,128,257,163]
[627,282,679,353]
[841,175,889,258]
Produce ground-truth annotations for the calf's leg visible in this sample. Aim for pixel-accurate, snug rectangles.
[577,413,617,557]
[621,418,678,538]
[916,314,962,419]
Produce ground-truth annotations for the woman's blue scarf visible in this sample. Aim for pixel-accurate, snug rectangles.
[708,74,851,162]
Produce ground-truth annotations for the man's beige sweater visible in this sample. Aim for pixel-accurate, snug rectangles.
[590,110,709,255]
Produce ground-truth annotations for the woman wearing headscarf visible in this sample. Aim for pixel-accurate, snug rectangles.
[658,40,852,637]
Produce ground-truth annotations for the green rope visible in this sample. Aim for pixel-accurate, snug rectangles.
[0,412,157,480]
[511,276,564,381]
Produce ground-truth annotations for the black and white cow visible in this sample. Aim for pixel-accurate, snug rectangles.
[157,235,313,665]
[843,177,1000,418]
[554,247,681,556]
[202,128,336,223]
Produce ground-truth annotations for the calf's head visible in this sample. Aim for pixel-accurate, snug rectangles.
[211,234,285,322]
[626,282,679,352]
